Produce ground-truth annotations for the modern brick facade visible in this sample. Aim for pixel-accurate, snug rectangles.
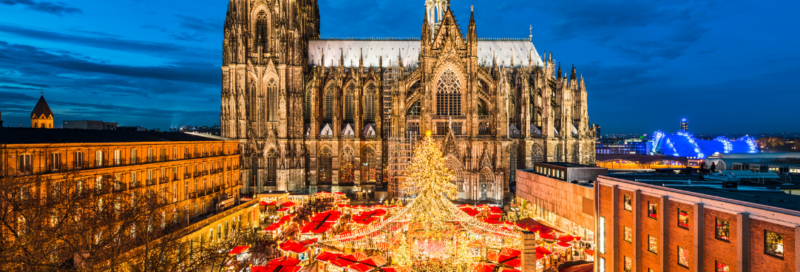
[516,169,595,233]
[596,175,800,272]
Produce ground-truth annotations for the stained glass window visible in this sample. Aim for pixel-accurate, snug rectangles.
[344,85,354,122]
[436,69,461,115]
[324,86,334,122]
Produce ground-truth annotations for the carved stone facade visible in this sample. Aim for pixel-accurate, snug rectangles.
[221,0,596,203]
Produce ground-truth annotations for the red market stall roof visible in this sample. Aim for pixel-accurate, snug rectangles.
[280,214,296,221]
[301,222,335,233]
[264,222,283,231]
[277,207,290,212]
[515,218,563,234]
[556,242,572,248]
[471,263,496,272]
[558,234,581,242]
[279,240,309,253]
[252,265,302,272]
[281,201,296,207]
[228,245,250,255]
[461,207,479,216]
[299,238,318,246]
[488,206,503,214]
[487,248,521,268]
[310,210,343,222]
[267,256,301,266]
[585,249,594,256]
[535,246,552,255]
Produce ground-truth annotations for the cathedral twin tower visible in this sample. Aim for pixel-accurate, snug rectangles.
[220,0,596,203]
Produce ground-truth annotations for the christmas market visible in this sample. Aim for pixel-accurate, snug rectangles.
[227,133,594,272]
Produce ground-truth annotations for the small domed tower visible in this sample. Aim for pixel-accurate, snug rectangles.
[31,94,54,129]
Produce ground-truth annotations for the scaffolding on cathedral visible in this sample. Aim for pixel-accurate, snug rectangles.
[387,131,418,200]
[318,132,521,271]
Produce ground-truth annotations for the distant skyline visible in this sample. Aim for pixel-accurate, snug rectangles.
[0,0,798,134]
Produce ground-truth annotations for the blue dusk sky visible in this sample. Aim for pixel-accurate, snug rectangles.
[0,0,798,134]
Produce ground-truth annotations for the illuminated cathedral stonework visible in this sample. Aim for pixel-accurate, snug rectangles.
[220,0,596,203]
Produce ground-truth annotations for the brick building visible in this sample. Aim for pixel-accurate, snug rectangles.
[595,174,800,272]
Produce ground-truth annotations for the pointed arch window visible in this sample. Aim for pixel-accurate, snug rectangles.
[304,87,312,123]
[509,146,518,190]
[436,69,461,115]
[324,86,334,122]
[344,85,354,123]
[364,86,375,124]
[266,150,277,185]
[256,11,269,50]
[267,79,278,121]
[339,148,354,185]
[318,149,332,185]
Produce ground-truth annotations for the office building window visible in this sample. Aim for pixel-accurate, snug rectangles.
[765,230,784,258]
[623,226,632,243]
[623,195,632,211]
[716,261,730,272]
[715,218,730,241]
[623,256,632,272]
[678,209,689,229]
[599,217,606,254]
[678,247,689,268]
[648,201,658,219]
[598,258,605,272]
[648,236,657,254]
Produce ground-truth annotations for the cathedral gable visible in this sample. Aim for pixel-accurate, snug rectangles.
[432,10,466,51]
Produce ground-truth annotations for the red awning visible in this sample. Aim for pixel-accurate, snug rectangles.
[277,207,290,212]
[472,263,496,272]
[556,242,572,248]
[488,206,503,214]
[281,201,296,207]
[280,240,308,253]
[228,245,250,255]
[536,246,552,255]
[585,249,594,256]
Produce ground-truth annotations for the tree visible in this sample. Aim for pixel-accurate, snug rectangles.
[0,170,256,272]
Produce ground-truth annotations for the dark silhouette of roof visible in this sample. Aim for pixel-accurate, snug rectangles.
[31,95,53,118]
[0,128,231,144]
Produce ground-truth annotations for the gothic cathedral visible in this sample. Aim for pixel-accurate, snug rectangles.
[220,0,596,204]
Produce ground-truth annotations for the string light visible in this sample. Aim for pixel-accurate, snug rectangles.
[317,132,521,271]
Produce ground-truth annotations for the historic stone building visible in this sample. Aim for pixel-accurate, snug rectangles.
[220,0,596,203]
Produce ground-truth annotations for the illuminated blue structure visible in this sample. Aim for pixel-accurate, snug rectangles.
[650,130,759,158]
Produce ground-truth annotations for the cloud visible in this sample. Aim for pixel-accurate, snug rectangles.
[0,91,37,100]
[0,23,217,59]
[169,15,223,42]
[0,41,220,85]
[0,0,82,16]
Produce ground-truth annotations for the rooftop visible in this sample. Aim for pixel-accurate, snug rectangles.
[533,162,604,168]
[606,172,800,212]
[0,128,231,144]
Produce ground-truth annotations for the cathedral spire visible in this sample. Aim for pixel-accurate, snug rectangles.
[570,64,576,81]
[557,62,562,79]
